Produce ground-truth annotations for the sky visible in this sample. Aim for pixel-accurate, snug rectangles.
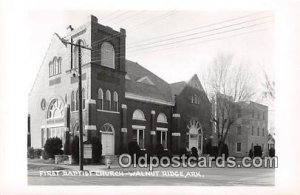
[28,10,275,130]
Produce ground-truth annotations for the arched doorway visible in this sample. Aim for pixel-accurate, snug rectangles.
[101,123,115,155]
[187,119,203,155]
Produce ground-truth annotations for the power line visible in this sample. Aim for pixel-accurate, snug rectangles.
[90,24,272,62]
[102,11,132,23]
[90,12,270,49]
[110,10,146,25]
[128,12,263,45]
[128,10,178,29]
[126,15,272,50]
[90,11,179,48]
[91,17,272,55]
[99,10,122,21]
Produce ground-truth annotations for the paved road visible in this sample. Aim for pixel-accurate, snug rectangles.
[28,167,274,186]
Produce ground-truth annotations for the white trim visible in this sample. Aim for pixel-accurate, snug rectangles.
[150,131,156,135]
[172,132,181,136]
[156,127,168,131]
[125,74,131,80]
[85,125,97,130]
[44,123,65,128]
[125,92,174,106]
[86,99,96,104]
[151,110,156,115]
[121,104,127,109]
[136,76,154,85]
[99,130,113,134]
[172,113,180,118]
[121,128,127,133]
[97,109,120,114]
[132,125,146,130]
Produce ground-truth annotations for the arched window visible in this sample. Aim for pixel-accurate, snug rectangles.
[105,90,111,110]
[76,89,79,111]
[57,57,62,74]
[194,95,198,104]
[53,57,57,75]
[101,42,115,69]
[74,40,84,69]
[157,113,168,123]
[49,62,53,77]
[47,98,64,119]
[132,109,145,121]
[97,88,103,110]
[191,95,194,104]
[82,88,86,110]
[101,123,114,133]
[113,91,118,112]
[71,91,75,111]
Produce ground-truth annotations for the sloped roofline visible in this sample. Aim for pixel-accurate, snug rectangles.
[28,33,66,96]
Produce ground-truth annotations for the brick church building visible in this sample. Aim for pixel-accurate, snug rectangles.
[28,15,212,156]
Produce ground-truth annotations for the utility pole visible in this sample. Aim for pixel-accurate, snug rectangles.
[63,38,92,171]
[78,42,84,171]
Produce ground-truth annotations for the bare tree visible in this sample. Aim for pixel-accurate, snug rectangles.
[262,70,275,100]
[207,53,255,102]
[204,53,256,156]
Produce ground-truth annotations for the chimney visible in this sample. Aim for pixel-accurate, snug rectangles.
[89,15,98,23]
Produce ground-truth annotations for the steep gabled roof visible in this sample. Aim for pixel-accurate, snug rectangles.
[125,60,174,104]
[170,74,206,101]
[170,81,187,98]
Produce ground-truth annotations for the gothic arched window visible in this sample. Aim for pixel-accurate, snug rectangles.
[113,91,118,112]
[47,98,64,119]
[105,90,111,110]
[97,88,103,110]
[101,42,115,69]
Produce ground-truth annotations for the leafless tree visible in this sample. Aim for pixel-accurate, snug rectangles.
[262,70,275,100]
[204,52,256,156]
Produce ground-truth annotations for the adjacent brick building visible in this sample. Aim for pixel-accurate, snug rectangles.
[28,15,212,157]
[212,93,269,157]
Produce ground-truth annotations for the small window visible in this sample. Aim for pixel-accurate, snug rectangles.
[257,127,260,136]
[113,91,118,112]
[157,130,168,149]
[132,129,144,149]
[71,91,75,111]
[82,88,86,110]
[251,126,254,136]
[191,96,194,104]
[76,90,79,111]
[262,128,265,136]
[157,113,168,123]
[237,126,242,135]
[236,143,242,152]
[237,107,241,118]
[105,90,111,110]
[132,109,145,121]
[97,88,103,110]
